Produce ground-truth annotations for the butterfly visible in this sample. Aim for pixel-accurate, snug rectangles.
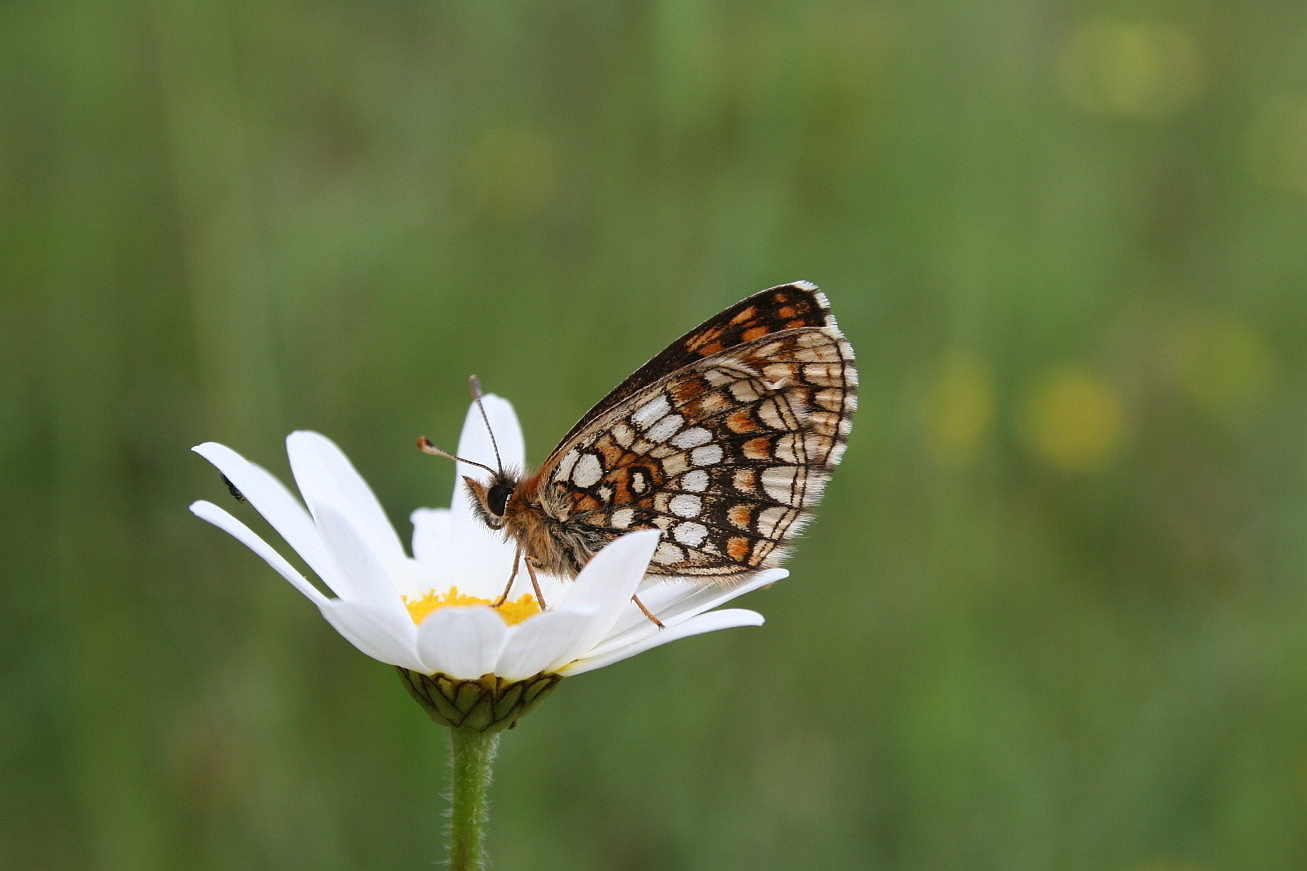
[421,281,857,625]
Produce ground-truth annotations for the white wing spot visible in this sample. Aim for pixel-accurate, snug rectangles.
[630,469,650,494]
[774,433,802,464]
[669,494,702,518]
[761,465,800,502]
[757,397,787,430]
[681,469,709,492]
[610,507,636,529]
[555,449,580,482]
[729,380,763,403]
[802,363,843,387]
[673,521,708,547]
[672,426,711,449]
[655,541,687,565]
[646,413,683,443]
[572,453,603,488]
[633,394,671,429]
[702,367,736,387]
[758,505,794,537]
[662,453,689,477]
[691,444,724,466]
[612,422,636,447]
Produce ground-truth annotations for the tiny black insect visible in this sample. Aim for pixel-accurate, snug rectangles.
[222,474,247,503]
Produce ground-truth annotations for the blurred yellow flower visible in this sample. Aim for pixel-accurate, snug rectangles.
[1020,366,1127,472]
[1059,17,1203,119]
[923,352,994,467]
[1164,311,1276,417]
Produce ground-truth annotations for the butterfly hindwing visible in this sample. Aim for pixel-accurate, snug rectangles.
[538,320,856,581]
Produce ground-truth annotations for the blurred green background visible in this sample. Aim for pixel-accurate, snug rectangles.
[4,1,1307,869]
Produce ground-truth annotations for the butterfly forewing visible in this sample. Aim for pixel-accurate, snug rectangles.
[534,285,856,583]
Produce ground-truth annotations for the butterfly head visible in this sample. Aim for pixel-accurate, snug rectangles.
[418,374,528,531]
[463,471,521,530]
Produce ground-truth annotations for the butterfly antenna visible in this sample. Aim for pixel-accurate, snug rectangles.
[416,436,498,477]
[468,375,504,474]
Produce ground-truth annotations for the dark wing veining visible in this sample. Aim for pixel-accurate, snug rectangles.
[551,281,838,451]
[539,322,857,581]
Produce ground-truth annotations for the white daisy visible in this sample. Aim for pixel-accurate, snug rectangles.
[190,396,783,730]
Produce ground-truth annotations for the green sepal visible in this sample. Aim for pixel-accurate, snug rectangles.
[398,669,562,732]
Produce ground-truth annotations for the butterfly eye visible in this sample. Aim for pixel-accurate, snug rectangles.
[487,482,512,516]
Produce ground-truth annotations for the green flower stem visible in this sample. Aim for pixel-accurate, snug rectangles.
[448,727,499,871]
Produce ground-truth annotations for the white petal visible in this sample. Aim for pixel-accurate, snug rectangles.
[190,500,327,605]
[286,432,408,571]
[607,569,787,640]
[395,557,434,601]
[551,529,659,664]
[318,598,423,671]
[447,514,518,599]
[496,608,599,679]
[405,508,451,598]
[192,442,335,583]
[454,394,525,479]
[312,502,410,621]
[446,398,524,598]
[452,558,571,609]
[410,508,451,564]
[562,608,764,676]
[404,397,526,599]
[414,607,508,678]
[585,571,782,659]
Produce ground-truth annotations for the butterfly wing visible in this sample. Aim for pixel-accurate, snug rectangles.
[552,281,841,450]
[536,313,857,581]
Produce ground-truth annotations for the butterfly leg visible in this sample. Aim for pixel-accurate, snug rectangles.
[524,556,548,610]
[492,546,524,607]
[631,593,665,629]
[493,548,550,610]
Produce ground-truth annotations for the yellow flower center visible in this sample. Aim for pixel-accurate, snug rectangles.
[403,587,541,626]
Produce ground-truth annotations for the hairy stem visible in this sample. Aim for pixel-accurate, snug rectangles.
[448,727,499,871]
